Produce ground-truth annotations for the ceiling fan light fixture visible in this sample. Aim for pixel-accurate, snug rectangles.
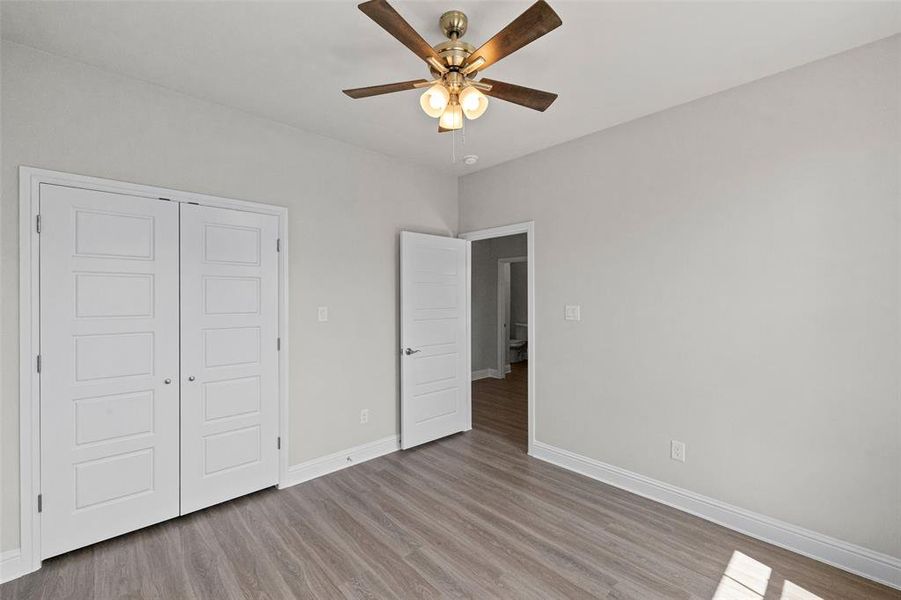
[420,83,450,117]
[438,103,463,130]
[345,0,562,133]
[459,86,488,120]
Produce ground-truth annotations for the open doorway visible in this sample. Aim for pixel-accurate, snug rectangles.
[461,223,534,454]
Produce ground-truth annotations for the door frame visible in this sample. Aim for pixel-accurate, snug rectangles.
[459,221,535,455]
[497,256,527,377]
[16,166,290,579]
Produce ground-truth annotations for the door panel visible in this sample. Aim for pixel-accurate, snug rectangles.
[40,184,180,558]
[400,232,469,449]
[179,204,279,514]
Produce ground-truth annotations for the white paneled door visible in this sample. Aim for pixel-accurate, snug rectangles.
[179,204,280,514]
[400,232,469,449]
[40,185,181,558]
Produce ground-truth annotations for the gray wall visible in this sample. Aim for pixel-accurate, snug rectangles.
[470,234,526,372]
[459,36,901,557]
[0,42,458,552]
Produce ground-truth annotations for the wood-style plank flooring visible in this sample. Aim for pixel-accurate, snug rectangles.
[3,362,897,599]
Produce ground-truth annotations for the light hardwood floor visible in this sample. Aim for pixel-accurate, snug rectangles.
[2,362,897,599]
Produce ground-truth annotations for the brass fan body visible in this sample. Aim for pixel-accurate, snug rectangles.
[428,14,481,97]
[342,0,561,125]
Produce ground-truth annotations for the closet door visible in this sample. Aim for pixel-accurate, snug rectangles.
[179,204,280,514]
[40,185,180,558]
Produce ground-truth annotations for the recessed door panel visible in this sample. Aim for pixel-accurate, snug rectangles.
[75,273,154,318]
[180,204,279,514]
[74,390,155,445]
[40,184,180,559]
[74,332,154,381]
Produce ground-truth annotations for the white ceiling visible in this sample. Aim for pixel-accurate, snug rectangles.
[3,1,899,174]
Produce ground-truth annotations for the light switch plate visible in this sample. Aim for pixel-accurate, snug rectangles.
[317,306,328,322]
[564,305,581,321]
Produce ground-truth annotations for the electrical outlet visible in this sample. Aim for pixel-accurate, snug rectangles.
[318,306,328,322]
[564,305,581,321]
[671,440,686,463]
[360,409,369,424]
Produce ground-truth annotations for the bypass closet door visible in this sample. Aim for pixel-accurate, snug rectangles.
[179,204,280,514]
[40,184,180,559]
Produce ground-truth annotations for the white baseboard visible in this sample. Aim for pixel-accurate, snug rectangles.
[531,441,901,590]
[504,363,512,374]
[472,368,505,381]
[280,435,400,489]
[472,369,494,381]
[1,549,26,584]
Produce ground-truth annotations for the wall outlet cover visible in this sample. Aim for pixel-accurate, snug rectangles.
[318,306,328,322]
[671,440,686,463]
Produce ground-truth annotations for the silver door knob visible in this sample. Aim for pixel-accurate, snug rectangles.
[164,378,172,384]
[188,376,195,382]
[404,348,421,356]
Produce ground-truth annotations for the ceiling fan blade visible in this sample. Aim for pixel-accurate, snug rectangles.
[343,79,429,99]
[480,79,558,111]
[462,0,561,73]
[358,0,442,63]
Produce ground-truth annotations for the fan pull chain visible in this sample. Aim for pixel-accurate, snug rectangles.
[452,128,457,163]
[450,119,467,164]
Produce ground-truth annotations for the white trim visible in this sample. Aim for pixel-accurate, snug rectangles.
[496,256,527,377]
[463,240,473,431]
[17,166,290,581]
[460,222,536,454]
[0,550,26,584]
[280,436,400,489]
[532,441,901,590]
[471,368,502,381]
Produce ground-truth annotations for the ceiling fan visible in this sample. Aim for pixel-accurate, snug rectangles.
[343,0,562,132]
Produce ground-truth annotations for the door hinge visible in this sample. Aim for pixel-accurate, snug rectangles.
[276,238,281,252]
[36,354,41,373]
[277,437,281,450]
[37,494,42,513]
[277,337,281,351]
[36,215,41,233]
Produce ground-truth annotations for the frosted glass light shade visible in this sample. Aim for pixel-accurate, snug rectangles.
[438,103,463,130]
[459,86,488,120]
[420,84,450,118]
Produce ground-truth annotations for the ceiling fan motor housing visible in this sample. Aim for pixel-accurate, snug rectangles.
[432,11,474,79]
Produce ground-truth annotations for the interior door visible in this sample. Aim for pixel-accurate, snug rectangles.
[400,231,469,449]
[40,184,180,558]
[179,204,279,514]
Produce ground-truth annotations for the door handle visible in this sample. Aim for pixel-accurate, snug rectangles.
[164,378,172,384]
[404,348,421,356]
[187,376,195,382]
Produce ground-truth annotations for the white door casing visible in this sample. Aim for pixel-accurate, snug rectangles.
[39,184,180,558]
[400,231,469,450]
[179,204,280,514]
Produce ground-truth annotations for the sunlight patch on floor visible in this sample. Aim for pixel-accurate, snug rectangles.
[711,551,824,600]
[712,551,772,599]
[780,580,823,600]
